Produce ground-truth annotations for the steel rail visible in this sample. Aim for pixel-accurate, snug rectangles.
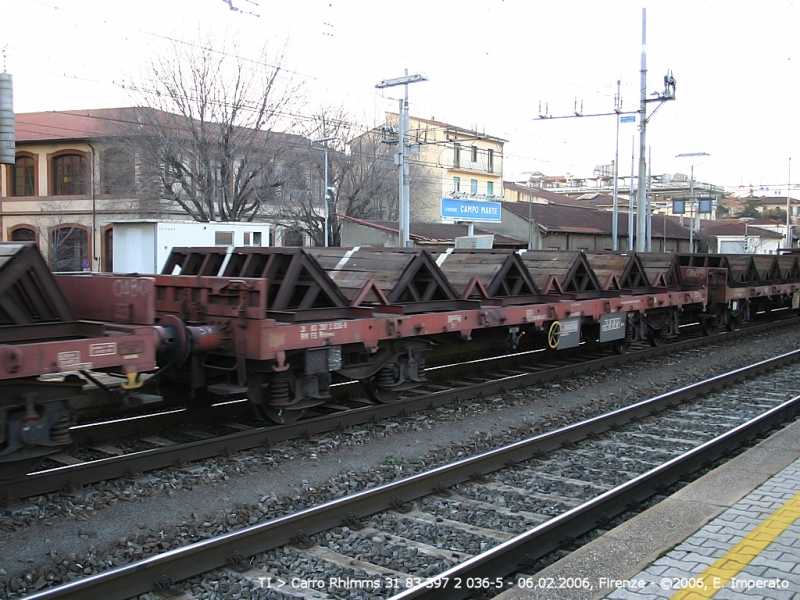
[21,348,800,600]
[393,390,800,598]
[2,317,795,503]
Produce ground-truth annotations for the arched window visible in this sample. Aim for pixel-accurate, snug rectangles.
[52,154,88,195]
[10,227,36,242]
[50,225,89,272]
[12,156,35,196]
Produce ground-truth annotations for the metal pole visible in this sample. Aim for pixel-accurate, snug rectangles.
[402,76,411,247]
[375,72,427,248]
[397,98,405,247]
[745,222,748,253]
[528,182,533,250]
[612,80,620,251]
[311,136,338,247]
[646,146,652,251]
[323,146,329,248]
[689,165,694,252]
[629,136,635,251]
[787,157,792,249]
[636,7,648,252]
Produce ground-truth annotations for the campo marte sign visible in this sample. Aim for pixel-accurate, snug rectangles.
[441,199,502,222]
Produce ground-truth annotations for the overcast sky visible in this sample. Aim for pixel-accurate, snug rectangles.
[4,0,799,192]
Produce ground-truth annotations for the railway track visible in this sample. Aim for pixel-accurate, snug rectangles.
[2,316,796,504]
[18,343,800,600]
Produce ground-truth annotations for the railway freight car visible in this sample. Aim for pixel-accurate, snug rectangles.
[2,243,799,479]
[0,243,222,477]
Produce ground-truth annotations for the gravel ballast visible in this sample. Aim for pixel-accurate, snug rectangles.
[2,327,799,597]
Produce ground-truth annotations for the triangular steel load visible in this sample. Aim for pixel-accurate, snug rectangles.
[162,247,351,321]
[0,242,75,326]
[584,252,650,292]
[750,255,781,282]
[429,249,540,303]
[307,247,462,313]
[776,254,800,281]
[676,253,733,286]
[516,250,603,296]
[723,255,761,285]
[636,253,682,288]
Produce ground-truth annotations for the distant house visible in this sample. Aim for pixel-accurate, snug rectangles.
[502,183,604,209]
[356,114,506,228]
[341,199,693,252]
[339,215,525,249]
[487,202,690,252]
[700,220,784,254]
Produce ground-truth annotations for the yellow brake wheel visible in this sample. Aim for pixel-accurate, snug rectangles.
[547,321,561,349]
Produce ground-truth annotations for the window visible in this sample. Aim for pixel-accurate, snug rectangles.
[471,146,477,162]
[103,228,114,272]
[50,226,88,272]
[101,148,134,194]
[487,181,494,197]
[453,177,460,192]
[53,154,87,195]
[243,232,262,246]
[215,231,234,246]
[10,227,36,242]
[13,156,35,196]
[487,149,494,173]
[453,144,461,168]
[284,229,304,247]
[471,179,478,195]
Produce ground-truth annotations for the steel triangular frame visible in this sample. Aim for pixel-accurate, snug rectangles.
[163,247,349,315]
[0,242,75,325]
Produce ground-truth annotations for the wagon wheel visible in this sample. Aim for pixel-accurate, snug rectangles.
[254,404,306,424]
[647,326,669,347]
[361,366,403,404]
[611,339,631,354]
[547,321,562,349]
[247,373,307,425]
[645,311,671,347]
[700,306,722,336]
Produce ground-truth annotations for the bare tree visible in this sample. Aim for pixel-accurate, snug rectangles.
[274,105,399,246]
[26,201,89,272]
[125,33,304,222]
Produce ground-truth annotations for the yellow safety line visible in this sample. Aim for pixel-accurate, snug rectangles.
[670,487,800,599]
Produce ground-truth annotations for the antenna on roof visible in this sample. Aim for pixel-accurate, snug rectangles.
[538,101,551,119]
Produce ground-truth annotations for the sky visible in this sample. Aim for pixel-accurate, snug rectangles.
[3,0,799,193]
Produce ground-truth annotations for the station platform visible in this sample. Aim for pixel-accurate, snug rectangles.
[496,417,800,599]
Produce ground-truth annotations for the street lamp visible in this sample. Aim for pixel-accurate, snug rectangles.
[376,71,427,247]
[675,152,710,252]
[311,136,338,247]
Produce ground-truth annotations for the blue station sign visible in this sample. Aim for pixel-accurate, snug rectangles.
[441,199,502,222]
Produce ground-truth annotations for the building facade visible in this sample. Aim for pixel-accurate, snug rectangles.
[384,114,506,224]
[0,109,318,271]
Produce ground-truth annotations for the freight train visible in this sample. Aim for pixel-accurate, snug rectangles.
[1,241,798,479]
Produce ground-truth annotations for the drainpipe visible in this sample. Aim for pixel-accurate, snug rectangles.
[87,142,97,271]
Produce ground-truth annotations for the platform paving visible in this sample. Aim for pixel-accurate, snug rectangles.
[495,418,800,599]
